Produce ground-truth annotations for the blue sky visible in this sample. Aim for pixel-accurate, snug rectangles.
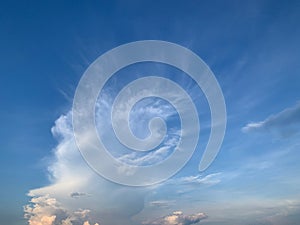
[1,1,300,225]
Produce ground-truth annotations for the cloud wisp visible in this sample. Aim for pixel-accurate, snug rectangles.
[242,101,300,137]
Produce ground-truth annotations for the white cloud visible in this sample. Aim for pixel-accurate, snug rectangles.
[24,195,60,225]
[83,221,100,225]
[25,112,148,225]
[178,173,222,185]
[242,101,300,137]
[142,211,207,225]
[117,135,179,166]
[165,173,222,187]
[24,80,202,224]
[24,195,97,225]
[95,89,181,166]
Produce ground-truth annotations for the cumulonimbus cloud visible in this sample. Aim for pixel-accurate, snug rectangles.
[24,73,212,224]
[24,111,146,225]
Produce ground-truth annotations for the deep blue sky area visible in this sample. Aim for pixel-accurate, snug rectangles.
[1,1,300,225]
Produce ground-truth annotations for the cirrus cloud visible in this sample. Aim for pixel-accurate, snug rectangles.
[242,101,300,137]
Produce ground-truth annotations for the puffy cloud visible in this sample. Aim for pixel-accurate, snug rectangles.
[242,101,300,137]
[24,195,62,225]
[30,215,56,225]
[83,221,100,225]
[24,195,98,225]
[143,211,207,225]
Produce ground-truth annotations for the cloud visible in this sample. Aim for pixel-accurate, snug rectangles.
[24,78,203,224]
[166,173,222,187]
[24,195,62,225]
[177,173,222,186]
[117,137,179,166]
[83,221,100,225]
[200,198,300,225]
[142,211,207,225]
[148,200,175,208]
[95,89,181,167]
[24,108,208,224]
[70,192,90,198]
[25,112,148,225]
[24,195,98,225]
[242,101,300,137]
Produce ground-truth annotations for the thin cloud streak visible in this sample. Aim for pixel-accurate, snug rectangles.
[242,101,300,137]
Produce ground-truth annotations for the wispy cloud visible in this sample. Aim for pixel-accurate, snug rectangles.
[242,101,300,137]
[94,86,181,166]
[165,173,222,187]
[148,200,176,208]
[177,173,222,186]
[117,134,180,166]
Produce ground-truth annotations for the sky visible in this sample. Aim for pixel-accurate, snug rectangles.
[1,0,300,225]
